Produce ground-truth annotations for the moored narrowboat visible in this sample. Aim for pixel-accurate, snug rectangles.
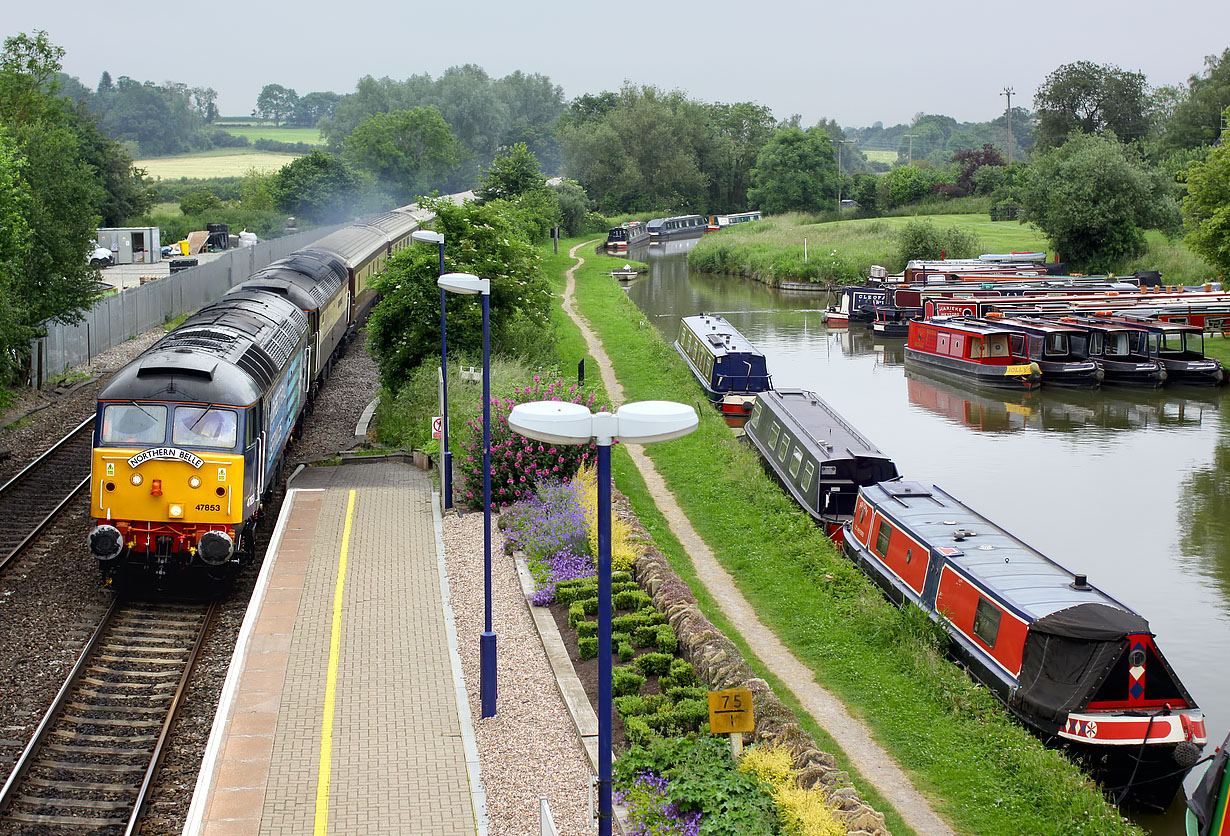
[1186,729,1230,836]
[906,318,1042,389]
[1058,316,1167,388]
[823,285,888,326]
[675,314,772,426]
[745,389,898,541]
[604,226,629,251]
[992,316,1104,387]
[1090,316,1225,385]
[843,481,1206,810]
[647,214,707,242]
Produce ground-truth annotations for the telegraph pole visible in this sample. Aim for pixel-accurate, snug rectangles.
[903,134,918,164]
[1001,87,1014,164]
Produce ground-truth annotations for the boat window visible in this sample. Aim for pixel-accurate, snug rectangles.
[968,338,983,359]
[874,520,892,556]
[973,597,1001,648]
[1161,332,1185,353]
[789,448,804,478]
[988,335,1009,357]
[1010,334,1027,357]
[173,407,239,449]
[1088,332,1104,355]
[801,461,815,492]
[777,434,790,462]
[1105,332,1127,356]
[767,424,780,449]
[102,403,168,445]
[1044,334,1068,356]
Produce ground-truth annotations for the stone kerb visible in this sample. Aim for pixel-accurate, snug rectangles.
[618,494,890,836]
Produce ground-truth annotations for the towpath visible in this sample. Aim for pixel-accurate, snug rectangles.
[562,240,959,836]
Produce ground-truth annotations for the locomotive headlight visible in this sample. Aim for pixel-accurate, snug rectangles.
[189,476,201,488]
[168,504,184,518]
[131,473,143,486]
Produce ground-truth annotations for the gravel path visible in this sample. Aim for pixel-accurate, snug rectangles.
[442,512,593,836]
[561,240,958,836]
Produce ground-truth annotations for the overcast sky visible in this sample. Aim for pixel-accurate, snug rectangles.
[10,0,1230,129]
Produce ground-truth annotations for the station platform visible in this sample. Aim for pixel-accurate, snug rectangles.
[183,461,484,836]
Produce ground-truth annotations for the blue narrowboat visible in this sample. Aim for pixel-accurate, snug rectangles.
[674,314,771,426]
[647,214,707,242]
[844,481,1206,810]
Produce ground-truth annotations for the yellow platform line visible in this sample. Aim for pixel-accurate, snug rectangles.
[314,489,356,836]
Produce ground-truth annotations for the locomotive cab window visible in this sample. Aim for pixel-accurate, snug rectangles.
[973,597,1001,648]
[173,407,238,449]
[102,403,167,445]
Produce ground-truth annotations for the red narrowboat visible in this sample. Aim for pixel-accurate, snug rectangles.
[906,317,1042,389]
[844,481,1206,810]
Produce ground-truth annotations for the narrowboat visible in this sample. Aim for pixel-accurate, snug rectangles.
[1056,317,1167,388]
[744,389,898,541]
[706,210,763,233]
[823,285,888,327]
[844,481,1206,810]
[604,226,629,251]
[1091,316,1225,385]
[871,285,922,338]
[625,221,650,247]
[905,318,1042,389]
[991,316,1104,387]
[1186,729,1230,836]
[674,314,772,427]
[646,214,707,242]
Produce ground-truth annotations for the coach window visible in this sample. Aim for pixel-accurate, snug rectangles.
[789,448,804,478]
[768,424,780,450]
[102,404,167,445]
[973,597,1002,648]
[801,461,816,492]
[173,407,238,449]
[874,520,892,557]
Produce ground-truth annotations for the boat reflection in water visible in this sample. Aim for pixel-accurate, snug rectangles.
[905,366,1213,435]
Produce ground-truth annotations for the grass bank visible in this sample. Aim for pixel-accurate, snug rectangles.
[688,212,1050,285]
[215,126,323,145]
[549,238,1141,836]
[137,151,299,179]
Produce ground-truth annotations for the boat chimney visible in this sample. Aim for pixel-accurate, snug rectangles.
[1071,573,1091,590]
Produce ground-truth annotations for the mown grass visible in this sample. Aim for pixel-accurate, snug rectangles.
[548,236,1142,836]
[689,212,1051,285]
[137,152,299,179]
[1116,231,1219,283]
[215,126,323,145]
[861,149,898,164]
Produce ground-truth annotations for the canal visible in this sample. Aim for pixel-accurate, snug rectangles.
[623,242,1229,833]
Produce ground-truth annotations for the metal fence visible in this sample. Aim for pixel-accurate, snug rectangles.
[28,224,346,388]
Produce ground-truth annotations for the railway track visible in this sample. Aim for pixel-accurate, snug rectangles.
[0,598,216,834]
[0,416,95,573]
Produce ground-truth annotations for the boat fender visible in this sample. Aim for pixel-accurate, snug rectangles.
[741,401,754,413]
[1173,739,1203,768]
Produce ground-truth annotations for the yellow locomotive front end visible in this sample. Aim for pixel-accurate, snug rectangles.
[89,402,249,575]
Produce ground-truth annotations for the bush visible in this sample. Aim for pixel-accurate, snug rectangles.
[633,625,658,648]
[568,602,586,629]
[666,685,707,703]
[671,698,710,731]
[576,620,597,638]
[578,636,598,659]
[581,596,600,615]
[613,613,650,634]
[634,652,674,677]
[895,218,981,263]
[615,694,647,717]
[641,607,668,627]
[623,716,654,747]
[612,631,630,647]
[668,659,697,687]
[179,190,225,216]
[618,641,635,662]
[655,625,678,655]
[613,580,641,594]
[613,588,651,611]
[612,666,646,697]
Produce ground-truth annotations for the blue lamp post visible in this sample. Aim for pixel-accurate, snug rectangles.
[438,272,497,718]
[507,400,697,836]
[412,230,450,510]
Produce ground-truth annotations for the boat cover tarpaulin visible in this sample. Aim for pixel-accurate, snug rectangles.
[1187,731,1229,836]
[1010,603,1150,729]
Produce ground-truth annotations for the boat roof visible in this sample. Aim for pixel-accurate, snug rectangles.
[1094,315,1202,333]
[1062,316,1145,333]
[679,313,765,358]
[994,316,1085,335]
[758,388,892,463]
[862,481,1136,623]
[917,317,1016,337]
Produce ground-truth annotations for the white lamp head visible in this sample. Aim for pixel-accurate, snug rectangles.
[614,401,698,444]
[412,230,444,244]
[438,272,489,296]
[508,401,595,445]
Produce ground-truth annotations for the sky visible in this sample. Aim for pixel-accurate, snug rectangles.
[10,0,1230,129]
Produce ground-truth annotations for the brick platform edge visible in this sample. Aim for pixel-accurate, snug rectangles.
[620,493,891,836]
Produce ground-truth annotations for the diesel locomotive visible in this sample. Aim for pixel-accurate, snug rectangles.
[87,204,434,581]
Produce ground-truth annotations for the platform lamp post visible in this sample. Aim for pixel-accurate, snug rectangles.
[438,271,497,718]
[507,400,698,836]
[412,230,450,510]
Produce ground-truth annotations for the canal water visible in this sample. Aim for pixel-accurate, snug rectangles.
[622,242,1229,832]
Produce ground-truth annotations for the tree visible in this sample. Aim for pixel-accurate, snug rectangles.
[1020,132,1179,271]
[747,126,836,214]
[180,189,224,216]
[190,86,218,122]
[342,107,464,202]
[1034,61,1151,149]
[366,196,552,389]
[942,143,1005,198]
[270,151,364,223]
[1182,112,1230,275]
[255,83,298,125]
[1163,49,1230,151]
[477,142,544,201]
[0,127,33,381]
[291,91,340,127]
[876,164,939,209]
[550,178,593,235]
[97,71,113,95]
[704,102,777,211]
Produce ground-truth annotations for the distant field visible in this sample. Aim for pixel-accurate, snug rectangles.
[861,149,898,164]
[138,152,299,179]
[217,126,324,145]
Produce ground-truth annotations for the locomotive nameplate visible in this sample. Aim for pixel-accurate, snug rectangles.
[707,687,754,733]
[127,447,205,469]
